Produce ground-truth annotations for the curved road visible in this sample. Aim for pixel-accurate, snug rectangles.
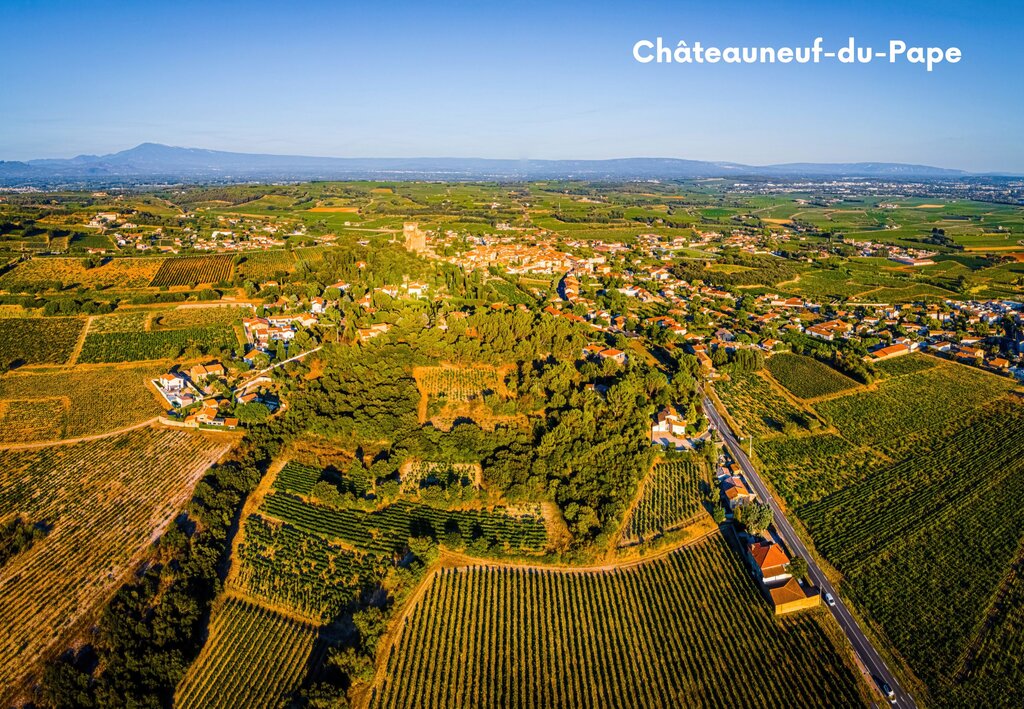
[703,394,916,709]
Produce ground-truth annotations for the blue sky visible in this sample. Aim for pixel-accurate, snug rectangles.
[1,0,1021,171]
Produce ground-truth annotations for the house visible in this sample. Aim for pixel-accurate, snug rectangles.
[310,297,326,314]
[748,541,791,584]
[652,406,687,437]
[806,319,852,342]
[189,362,225,381]
[597,348,627,365]
[768,577,820,615]
[721,476,755,510]
[158,372,186,391]
[990,357,1010,370]
[868,343,911,361]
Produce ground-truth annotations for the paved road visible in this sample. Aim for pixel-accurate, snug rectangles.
[703,394,916,709]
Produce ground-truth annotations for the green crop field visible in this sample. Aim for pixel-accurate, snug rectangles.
[261,493,547,555]
[873,353,940,378]
[233,249,296,281]
[149,254,234,286]
[77,326,237,362]
[620,456,709,545]
[765,353,860,400]
[151,305,250,329]
[175,597,322,709]
[0,317,84,365]
[235,515,385,622]
[715,370,809,438]
[87,310,151,333]
[754,433,886,507]
[371,533,866,708]
[800,401,1024,706]
[815,361,1013,459]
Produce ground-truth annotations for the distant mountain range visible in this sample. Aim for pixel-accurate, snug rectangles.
[0,143,996,185]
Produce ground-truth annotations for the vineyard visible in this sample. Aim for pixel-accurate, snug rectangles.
[0,398,67,443]
[77,326,237,362]
[175,596,321,709]
[815,361,1013,458]
[234,515,385,622]
[714,370,808,437]
[262,494,548,555]
[800,401,1024,704]
[620,456,709,546]
[86,310,151,334]
[233,249,296,281]
[0,257,162,291]
[764,353,859,400]
[0,427,232,694]
[371,533,866,708]
[754,433,885,507]
[0,363,163,442]
[273,460,325,496]
[152,305,250,329]
[873,353,940,378]
[149,254,234,286]
[0,317,84,365]
[954,561,1024,705]
[415,365,505,401]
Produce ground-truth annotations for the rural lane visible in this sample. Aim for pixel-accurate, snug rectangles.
[703,394,917,709]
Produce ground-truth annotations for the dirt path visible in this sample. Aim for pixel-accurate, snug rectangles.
[0,416,161,451]
[66,316,92,366]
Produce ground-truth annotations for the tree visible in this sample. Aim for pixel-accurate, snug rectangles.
[787,556,809,581]
[234,402,270,424]
[734,500,773,536]
[711,503,726,524]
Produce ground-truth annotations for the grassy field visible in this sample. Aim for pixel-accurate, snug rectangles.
[371,533,866,708]
[0,427,232,694]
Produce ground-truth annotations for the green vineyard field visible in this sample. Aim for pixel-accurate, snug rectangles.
[175,597,321,709]
[262,493,547,555]
[371,533,865,708]
[620,456,709,545]
[765,353,859,399]
[77,326,237,362]
[0,317,84,365]
[800,401,1024,705]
